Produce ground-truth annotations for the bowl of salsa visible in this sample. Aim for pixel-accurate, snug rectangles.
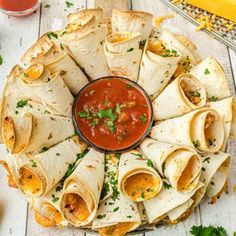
[73,77,153,153]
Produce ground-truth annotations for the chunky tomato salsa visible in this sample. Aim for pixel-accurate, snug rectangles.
[74,77,152,151]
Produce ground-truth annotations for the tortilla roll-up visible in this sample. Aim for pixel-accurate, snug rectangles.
[92,153,141,235]
[138,37,181,99]
[140,138,202,192]
[112,9,153,41]
[207,97,236,150]
[104,32,142,81]
[10,137,87,197]
[1,96,75,154]
[189,57,230,100]
[153,74,206,120]
[32,184,67,228]
[62,25,110,80]
[61,148,104,227]
[201,152,231,204]
[118,150,162,202]
[21,37,88,95]
[159,30,201,77]
[143,181,204,224]
[150,108,224,153]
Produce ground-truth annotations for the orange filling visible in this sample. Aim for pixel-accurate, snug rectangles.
[25,64,41,80]
[34,203,63,227]
[204,114,215,147]
[110,35,129,43]
[98,222,135,236]
[124,173,159,201]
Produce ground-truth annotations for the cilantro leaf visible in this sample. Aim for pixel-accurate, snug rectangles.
[190,225,227,236]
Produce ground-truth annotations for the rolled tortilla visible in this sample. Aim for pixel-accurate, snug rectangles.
[152,74,206,120]
[189,57,231,100]
[138,37,182,99]
[143,181,204,224]
[62,25,110,80]
[150,107,224,153]
[140,138,202,192]
[112,9,153,41]
[159,30,201,77]
[1,97,75,154]
[104,32,142,81]
[6,137,87,197]
[92,153,141,235]
[21,37,88,95]
[200,152,231,204]
[61,148,104,227]
[118,150,162,202]
[207,97,236,150]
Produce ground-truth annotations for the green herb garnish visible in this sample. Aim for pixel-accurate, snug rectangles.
[65,0,74,8]
[127,48,134,52]
[16,100,28,108]
[97,214,106,219]
[131,153,142,158]
[147,159,154,167]
[0,55,3,65]
[44,4,51,8]
[52,194,59,203]
[209,96,218,102]
[30,160,37,168]
[40,147,49,153]
[47,32,58,39]
[140,114,147,123]
[204,68,210,75]
[190,225,227,236]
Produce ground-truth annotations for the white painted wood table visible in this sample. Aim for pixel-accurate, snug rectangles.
[0,0,236,235]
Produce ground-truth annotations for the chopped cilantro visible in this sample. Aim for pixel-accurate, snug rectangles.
[113,207,119,212]
[209,96,218,102]
[127,215,132,218]
[0,55,3,65]
[65,0,74,8]
[126,84,132,89]
[147,159,154,168]
[115,103,123,114]
[16,100,28,108]
[47,32,58,39]
[131,152,142,158]
[127,48,134,52]
[204,68,210,75]
[78,110,90,118]
[90,119,99,127]
[44,4,51,8]
[141,192,145,199]
[140,114,147,123]
[30,160,37,168]
[40,146,49,153]
[190,225,227,236]
[52,194,59,203]
[189,91,201,97]
[97,214,106,219]
[163,182,172,189]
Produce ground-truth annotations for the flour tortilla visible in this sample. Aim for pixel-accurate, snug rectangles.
[12,137,86,197]
[207,97,236,150]
[112,9,153,41]
[138,37,181,99]
[92,153,141,234]
[143,181,204,224]
[61,148,104,227]
[104,32,142,81]
[200,152,231,202]
[62,25,110,80]
[153,74,206,120]
[189,57,230,100]
[150,108,224,153]
[140,138,202,192]
[118,150,162,202]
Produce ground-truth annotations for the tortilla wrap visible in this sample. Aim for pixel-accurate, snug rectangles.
[140,138,202,192]
[104,32,142,81]
[153,74,206,120]
[207,97,236,150]
[189,57,231,100]
[62,25,110,80]
[200,152,231,204]
[92,154,141,235]
[150,108,224,153]
[159,30,201,77]
[112,9,153,41]
[138,37,181,99]
[7,137,86,197]
[61,148,104,227]
[1,96,75,154]
[118,150,162,202]
[143,181,204,224]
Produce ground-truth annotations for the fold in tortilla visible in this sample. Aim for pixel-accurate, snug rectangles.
[61,148,104,227]
[143,181,204,224]
[62,24,110,80]
[138,36,181,99]
[152,74,206,120]
[92,154,141,235]
[1,96,75,154]
[159,30,201,78]
[4,137,86,197]
[104,32,142,81]
[189,57,231,100]
[200,152,231,204]
[140,138,202,192]
[112,9,153,41]
[21,36,88,95]
[118,150,162,202]
[207,97,236,150]
[151,108,224,153]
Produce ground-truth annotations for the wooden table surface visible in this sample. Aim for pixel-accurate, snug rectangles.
[0,0,236,235]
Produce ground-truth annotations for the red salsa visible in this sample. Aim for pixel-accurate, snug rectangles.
[0,0,38,11]
[74,77,152,151]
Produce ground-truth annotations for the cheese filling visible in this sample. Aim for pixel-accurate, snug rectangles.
[124,173,160,201]
[34,203,63,227]
[19,167,42,195]
[24,64,43,81]
[1,162,18,188]
[98,222,135,236]
[62,193,90,223]
[204,114,215,148]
